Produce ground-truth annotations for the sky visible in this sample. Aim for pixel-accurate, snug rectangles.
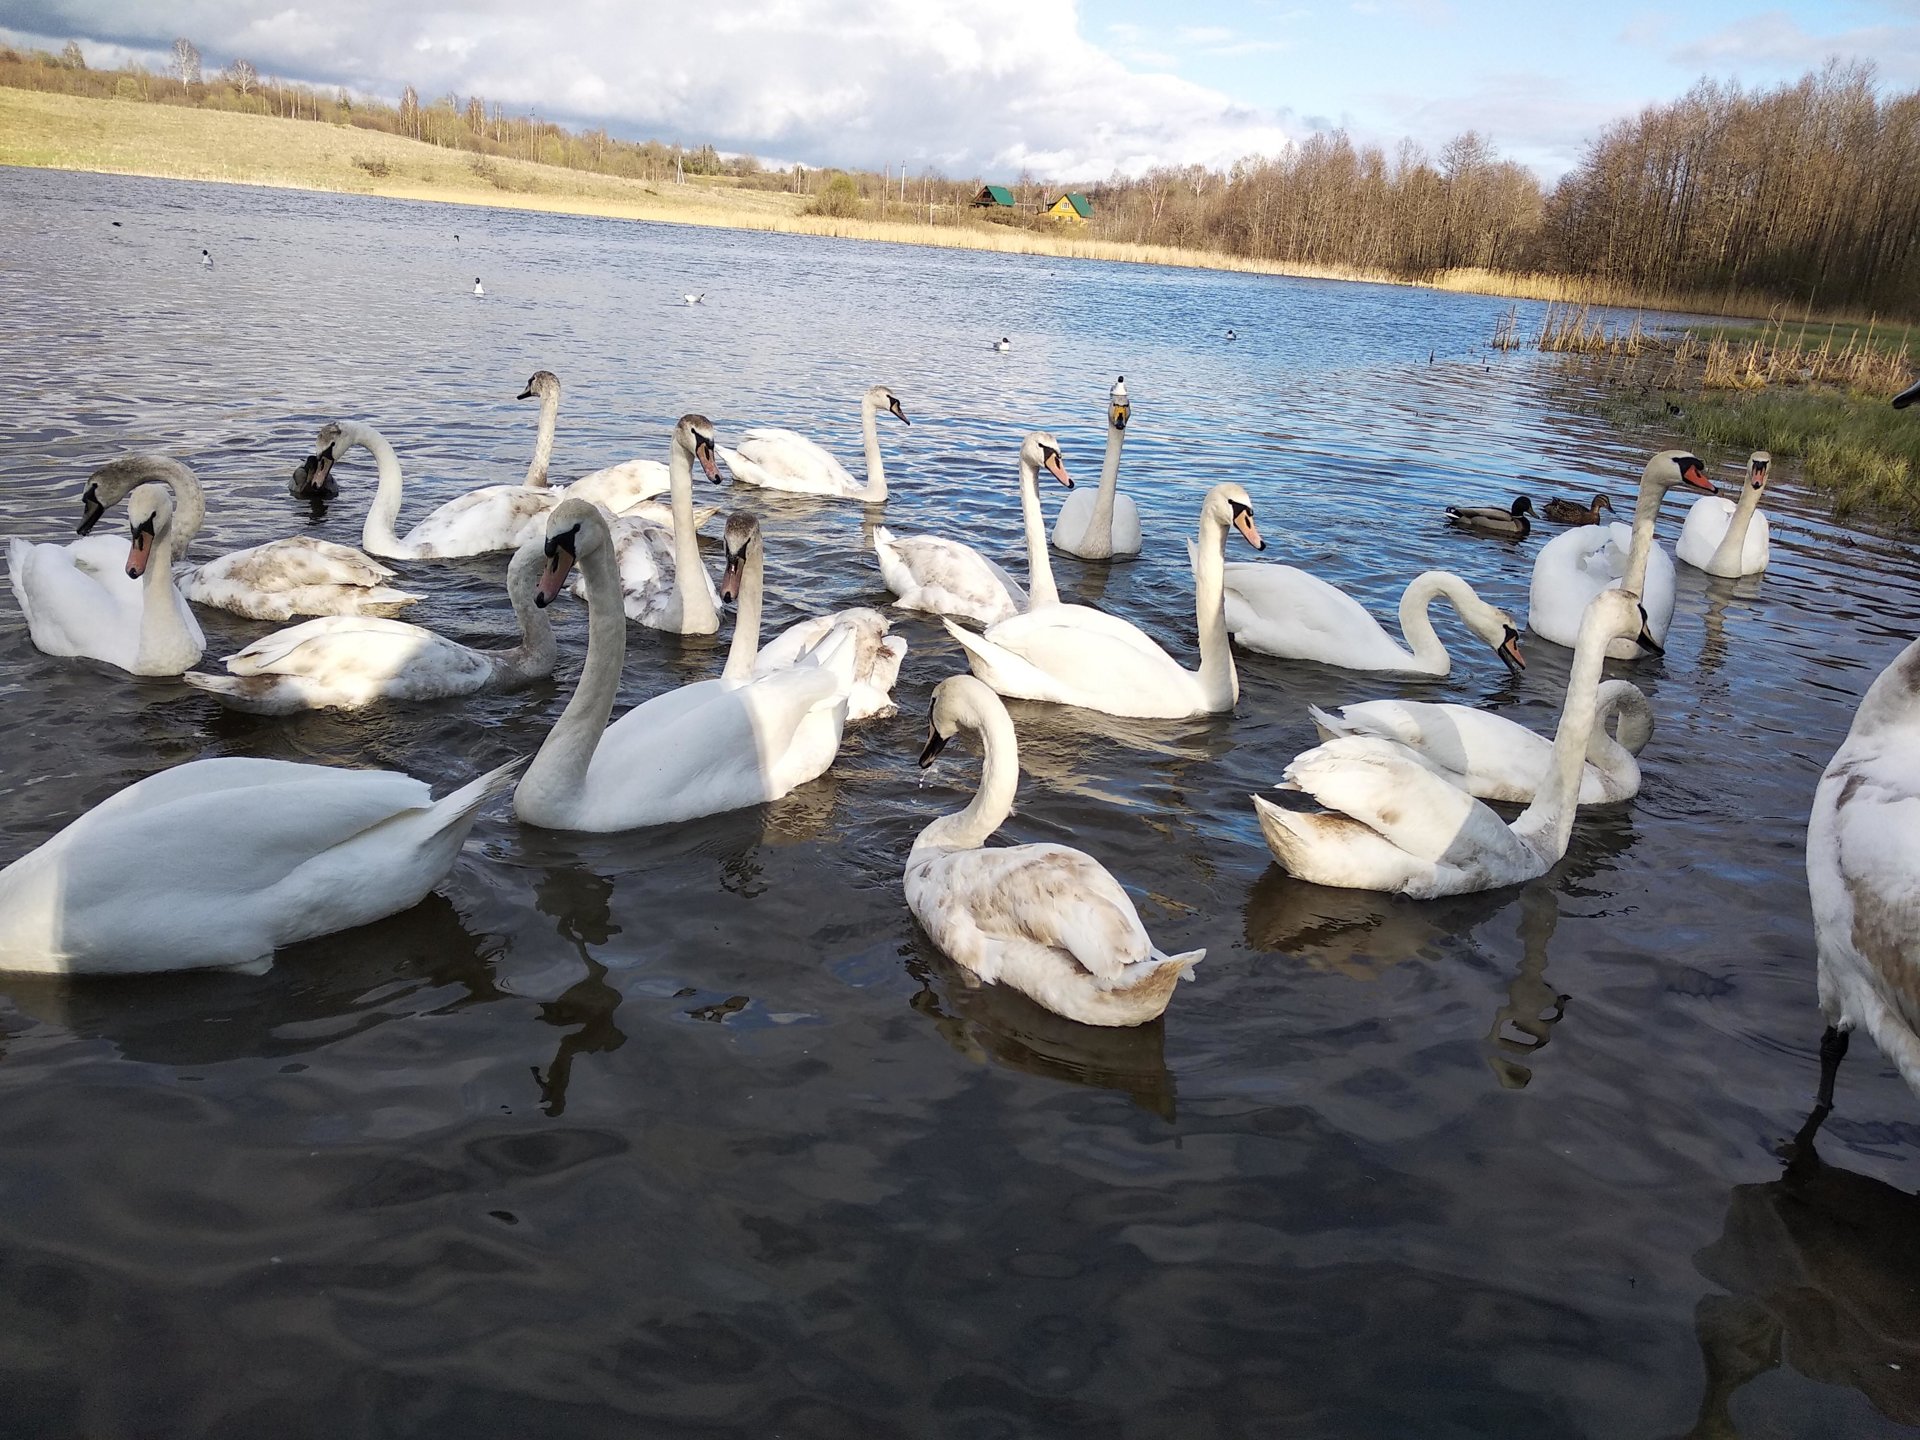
[2,1,1916,182]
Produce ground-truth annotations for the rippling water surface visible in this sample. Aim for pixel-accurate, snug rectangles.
[3,166,1918,1438]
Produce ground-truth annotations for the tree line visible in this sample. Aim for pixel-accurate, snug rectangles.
[4,42,1915,317]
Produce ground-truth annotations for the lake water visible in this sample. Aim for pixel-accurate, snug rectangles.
[2,165,1918,1438]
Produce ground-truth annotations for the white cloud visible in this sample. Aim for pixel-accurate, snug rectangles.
[3,0,1302,178]
[1670,7,1920,85]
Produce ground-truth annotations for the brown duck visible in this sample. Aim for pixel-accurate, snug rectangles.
[1444,495,1533,540]
[1543,493,1614,525]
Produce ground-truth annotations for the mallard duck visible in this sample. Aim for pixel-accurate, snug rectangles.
[1445,495,1534,539]
[1544,493,1613,526]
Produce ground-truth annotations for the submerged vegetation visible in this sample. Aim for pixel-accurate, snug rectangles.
[4,44,1919,320]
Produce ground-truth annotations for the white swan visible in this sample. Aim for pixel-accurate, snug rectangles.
[308,419,559,560]
[517,370,673,514]
[874,431,1071,625]
[8,457,205,676]
[182,539,557,714]
[513,499,856,832]
[1677,450,1771,577]
[719,385,908,501]
[566,414,724,634]
[906,674,1204,1026]
[945,482,1265,720]
[1254,588,1660,897]
[1308,678,1654,805]
[1807,635,1920,1112]
[0,755,522,975]
[1051,376,1139,560]
[473,278,485,297]
[719,512,905,721]
[73,455,420,622]
[1207,560,1524,676]
[1528,449,1716,658]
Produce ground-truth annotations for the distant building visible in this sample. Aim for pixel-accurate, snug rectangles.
[1047,192,1093,223]
[972,185,1016,209]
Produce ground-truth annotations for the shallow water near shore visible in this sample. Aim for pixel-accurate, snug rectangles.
[2,165,1918,1438]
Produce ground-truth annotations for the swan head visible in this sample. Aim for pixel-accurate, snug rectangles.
[123,483,174,578]
[518,370,559,401]
[676,414,721,481]
[76,454,192,533]
[919,674,1002,768]
[1588,587,1664,657]
[1109,376,1130,432]
[1464,598,1526,674]
[1202,482,1264,551]
[718,512,760,603]
[535,498,612,609]
[304,422,360,498]
[1646,449,1715,496]
[866,385,910,426]
[1745,451,1771,493]
[1022,431,1072,489]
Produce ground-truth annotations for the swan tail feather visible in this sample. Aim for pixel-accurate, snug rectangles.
[1152,946,1206,983]
[1306,703,1355,741]
[181,671,308,716]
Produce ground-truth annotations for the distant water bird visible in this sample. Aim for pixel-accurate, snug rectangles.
[473,278,485,297]
[1446,495,1534,540]
[111,221,121,228]
[453,233,460,241]
[683,292,704,305]
[201,249,212,268]
[1665,399,1685,417]
[1226,329,1237,341]
[1895,378,1919,409]
[993,337,1011,352]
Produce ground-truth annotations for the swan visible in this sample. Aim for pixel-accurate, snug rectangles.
[906,674,1204,1026]
[1308,677,1654,805]
[1528,449,1715,658]
[1205,560,1524,676]
[473,278,485,297]
[1677,451,1771,577]
[684,292,704,305]
[306,418,560,560]
[720,385,909,502]
[719,513,905,720]
[1253,587,1661,897]
[8,457,204,675]
[201,249,212,268]
[1446,495,1534,539]
[516,370,674,514]
[73,456,420,622]
[1805,635,1920,1116]
[875,431,1070,626]
[182,538,556,714]
[946,482,1265,720]
[1051,376,1140,560]
[0,754,522,975]
[513,499,856,832]
[1894,379,1917,408]
[566,414,723,634]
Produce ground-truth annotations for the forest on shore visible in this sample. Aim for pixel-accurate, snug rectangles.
[3,42,1916,319]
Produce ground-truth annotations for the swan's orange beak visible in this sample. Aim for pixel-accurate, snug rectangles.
[1109,400,1130,431]
[719,549,745,604]
[125,520,155,579]
[1497,630,1526,673]
[1680,457,1716,495]
[537,533,576,608]
[1231,507,1264,550]
[696,437,720,482]
[1043,451,1072,488]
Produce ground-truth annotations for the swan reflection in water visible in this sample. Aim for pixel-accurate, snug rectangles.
[904,938,1176,1120]
[1483,884,1568,1090]
[528,866,627,1117]
[1683,1108,1920,1436]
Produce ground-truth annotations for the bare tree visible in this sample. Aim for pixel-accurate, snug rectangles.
[227,58,257,96]
[398,84,420,139]
[59,40,84,70]
[170,38,200,86]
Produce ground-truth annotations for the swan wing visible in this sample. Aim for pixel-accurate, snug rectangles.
[402,485,558,558]
[561,459,670,511]
[1813,732,1920,1042]
[945,612,1199,717]
[1213,555,1407,667]
[1279,736,1526,866]
[221,616,487,687]
[724,430,857,494]
[9,536,141,666]
[874,528,1024,623]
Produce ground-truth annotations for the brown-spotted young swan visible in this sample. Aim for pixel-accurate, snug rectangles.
[944,481,1265,720]
[1051,377,1140,560]
[564,413,724,634]
[182,538,557,714]
[1255,587,1662,896]
[1528,449,1716,657]
[874,431,1072,626]
[1804,635,1920,1120]
[1677,451,1771,577]
[8,458,205,675]
[517,369,673,514]
[906,674,1204,1027]
[719,384,908,501]
[513,499,856,832]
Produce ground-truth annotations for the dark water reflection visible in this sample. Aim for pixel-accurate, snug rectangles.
[2,166,1918,1436]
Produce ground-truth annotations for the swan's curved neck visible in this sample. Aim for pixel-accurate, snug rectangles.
[1019,454,1060,608]
[521,541,626,811]
[500,552,558,680]
[1584,678,1647,779]
[1395,572,1476,675]
[721,544,764,683]
[1622,462,1672,594]
[155,467,206,551]
[139,515,193,659]
[1848,638,1920,739]
[1083,419,1127,557]
[525,389,560,488]
[1710,477,1765,572]
[1513,608,1616,859]
[357,427,410,557]
[912,700,1019,853]
[856,393,887,503]
[670,440,718,632]
[1193,510,1239,709]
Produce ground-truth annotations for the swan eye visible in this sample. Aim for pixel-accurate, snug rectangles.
[544,525,579,561]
